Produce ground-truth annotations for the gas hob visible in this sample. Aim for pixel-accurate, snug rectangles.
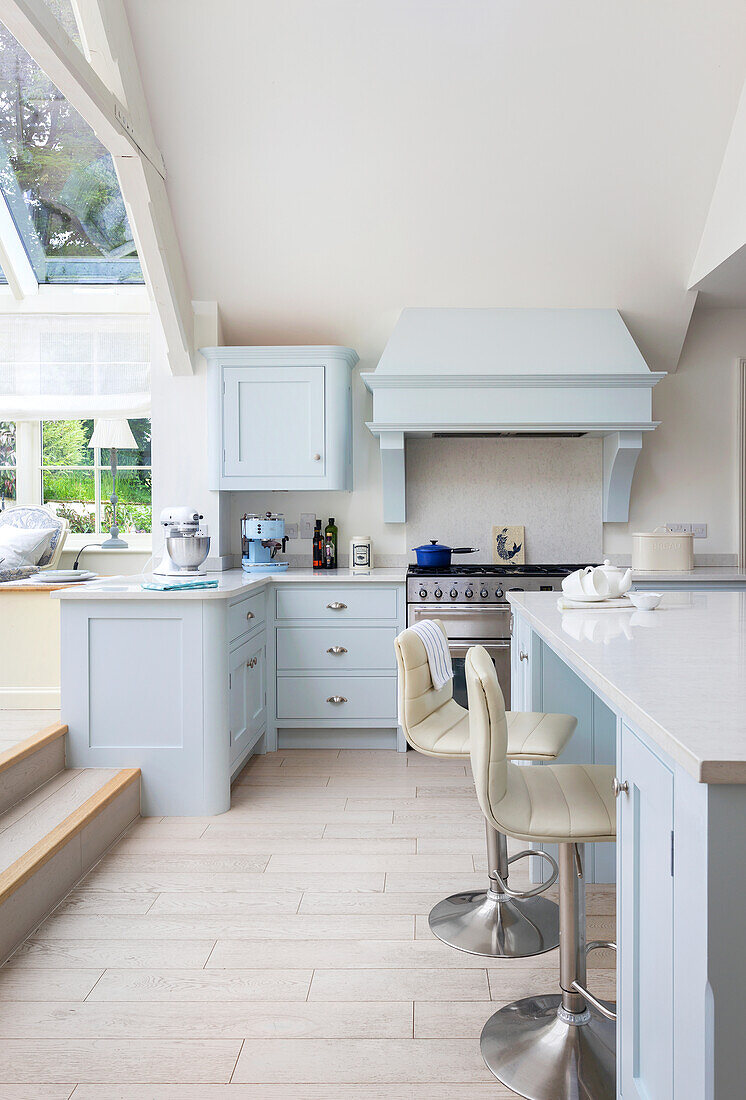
[407,563,589,605]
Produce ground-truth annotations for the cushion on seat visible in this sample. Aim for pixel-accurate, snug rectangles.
[505,710,577,760]
[406,699,471,756]
[488,760,617,844]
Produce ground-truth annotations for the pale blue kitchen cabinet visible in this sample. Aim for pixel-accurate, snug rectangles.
[202,345,358,490]
[617,721,674,1100]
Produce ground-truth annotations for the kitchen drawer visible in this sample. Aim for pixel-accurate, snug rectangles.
[275,586,399,621]
[276,626,397,672]
[276,675,397,721]
[228,590,266,644]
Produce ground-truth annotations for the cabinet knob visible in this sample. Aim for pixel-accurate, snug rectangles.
[519,650,529,662]
[246,657,258,669]
[327,646,348,654]
[312,453,321,461]
[246,611,254,620]
[326,695,347,704]
[327,602,347,610]
[613,777,629,798]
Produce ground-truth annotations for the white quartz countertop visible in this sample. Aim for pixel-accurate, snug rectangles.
[631,567,746,583]
[50,567,407,601]
[509,590,746,784]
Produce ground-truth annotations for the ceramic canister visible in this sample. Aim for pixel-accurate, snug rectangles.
[349,535,373,572]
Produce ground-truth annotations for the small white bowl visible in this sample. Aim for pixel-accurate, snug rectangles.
[627,591,662,611]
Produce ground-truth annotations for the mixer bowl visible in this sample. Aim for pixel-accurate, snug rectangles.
[165,534,211,571]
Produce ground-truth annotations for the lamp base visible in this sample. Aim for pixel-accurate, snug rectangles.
[100,535,129,549]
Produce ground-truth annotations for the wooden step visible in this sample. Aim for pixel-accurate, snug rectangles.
[0,766,140,964]
[0,722,67,816]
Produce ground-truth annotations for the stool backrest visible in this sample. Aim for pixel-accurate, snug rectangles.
[466,644,509,818]
[394,621,453,747]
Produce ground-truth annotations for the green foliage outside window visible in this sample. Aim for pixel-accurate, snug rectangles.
[0,420,16,503]
[41,418,152,533]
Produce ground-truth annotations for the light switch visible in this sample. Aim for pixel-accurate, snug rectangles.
[300,513,316,539]
[285,522,299,540]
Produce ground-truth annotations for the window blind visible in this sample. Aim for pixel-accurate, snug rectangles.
[0,313,150,420]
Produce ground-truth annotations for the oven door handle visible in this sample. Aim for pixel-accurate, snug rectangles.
[447,639,511,659]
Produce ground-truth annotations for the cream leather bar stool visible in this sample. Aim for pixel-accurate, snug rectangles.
[395,622,577,959]
[465,644,616,1100]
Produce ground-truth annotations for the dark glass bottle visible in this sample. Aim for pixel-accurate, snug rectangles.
[312,520,323,569]
[324,517,338,569]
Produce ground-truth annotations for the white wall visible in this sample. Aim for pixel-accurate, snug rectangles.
[128,4,746,565]
[151,302,233,570]
[127,0,746,374]
[604,305,744,560]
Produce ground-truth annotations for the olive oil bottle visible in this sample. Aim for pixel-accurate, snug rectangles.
[324,517,338,569]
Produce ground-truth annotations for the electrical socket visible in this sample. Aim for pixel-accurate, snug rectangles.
[691,523,708,539]
[665,523,691,534]
[285,522,299,540]
[300,513,316,540]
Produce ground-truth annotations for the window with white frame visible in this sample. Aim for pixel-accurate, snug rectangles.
[1,311,151,534]
[0,416,151,534]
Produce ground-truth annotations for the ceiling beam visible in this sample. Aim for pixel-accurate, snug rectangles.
[0,0,161,172]
[0,0,194,374]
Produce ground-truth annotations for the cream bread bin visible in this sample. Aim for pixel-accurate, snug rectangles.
[632,527,694,571]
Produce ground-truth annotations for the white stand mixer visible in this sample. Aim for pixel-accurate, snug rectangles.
[153,506,211,576]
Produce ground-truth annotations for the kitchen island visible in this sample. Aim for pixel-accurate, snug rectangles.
[510,590,746,1100]
[53,568,405,816]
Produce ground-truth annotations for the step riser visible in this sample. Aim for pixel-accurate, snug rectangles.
[0,724,68,816]
[0,736,65,816]
[0,778,140,965]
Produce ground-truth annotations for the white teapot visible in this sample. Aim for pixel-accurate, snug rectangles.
[596,559,632,599]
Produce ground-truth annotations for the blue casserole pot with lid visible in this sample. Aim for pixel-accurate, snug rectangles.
[411,540,479,568]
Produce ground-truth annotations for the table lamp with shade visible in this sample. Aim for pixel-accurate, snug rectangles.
[88,418,137,549]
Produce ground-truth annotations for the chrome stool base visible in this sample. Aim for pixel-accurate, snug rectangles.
[480,993,616,1100]
[428,889,559,958]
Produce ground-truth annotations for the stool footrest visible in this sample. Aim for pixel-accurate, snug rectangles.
[491,848,559,900]
[572,940,618,1022]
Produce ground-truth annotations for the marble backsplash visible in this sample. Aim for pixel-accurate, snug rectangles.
[405,436,604,564]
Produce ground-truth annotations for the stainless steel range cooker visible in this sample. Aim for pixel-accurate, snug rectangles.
[406,564,589,709]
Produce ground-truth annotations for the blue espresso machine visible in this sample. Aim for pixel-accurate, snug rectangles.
[241,512,290,572]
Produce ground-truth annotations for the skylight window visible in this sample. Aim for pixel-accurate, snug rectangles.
[0,22,144,285]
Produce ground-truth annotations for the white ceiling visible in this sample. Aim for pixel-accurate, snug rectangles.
[125,0,746,371]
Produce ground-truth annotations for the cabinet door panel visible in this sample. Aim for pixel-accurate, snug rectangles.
[223,366,325,478]
[618,723,674,1100]
[229,633,266,765]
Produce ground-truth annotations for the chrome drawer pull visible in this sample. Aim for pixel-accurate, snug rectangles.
[327,602,347,610]
[246,611,254,620]
[613,777,629,798]
[326,695,347,704]
[246,657,258,669]
[327,646,348,655]
[519,650,529,662]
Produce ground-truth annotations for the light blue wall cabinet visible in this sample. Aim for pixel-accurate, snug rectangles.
[617,722,674,1100]
[202,345,358,490]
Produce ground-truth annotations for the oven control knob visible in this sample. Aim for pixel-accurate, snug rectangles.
[480,588,488,598]
[465,588,473,598]
[434,588,443,599]
[449,588,457,599]
[496,586,504,598]
[419,588,428,598]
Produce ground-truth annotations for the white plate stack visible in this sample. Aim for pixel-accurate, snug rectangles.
[36,570,98,584]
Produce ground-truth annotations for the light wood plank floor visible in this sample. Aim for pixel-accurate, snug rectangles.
[0,708,61,751]
[0,743,616,1097]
